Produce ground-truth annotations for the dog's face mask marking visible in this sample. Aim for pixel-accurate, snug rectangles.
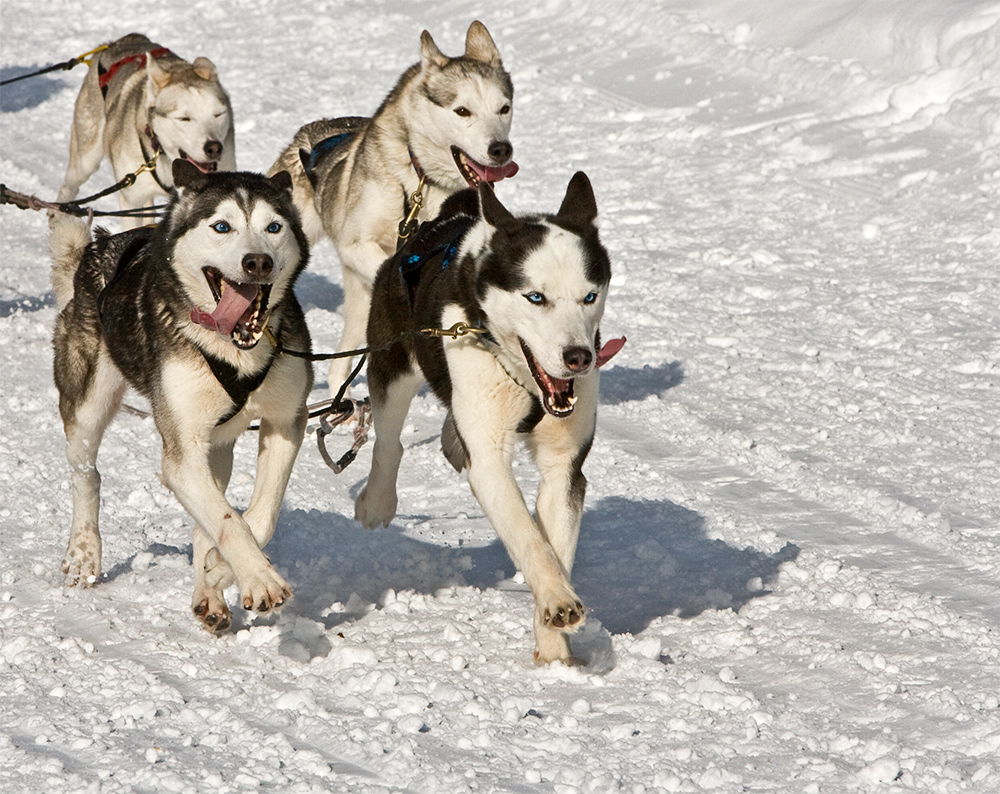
[411,23,518,190]
[170,165,304,349]
[475,174,610,417]
[147,58,232,173]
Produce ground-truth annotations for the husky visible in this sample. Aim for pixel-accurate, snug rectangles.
[356,175,624,666]
[51,160,312,632]
[270,20,518,394]
[57,33,236,228]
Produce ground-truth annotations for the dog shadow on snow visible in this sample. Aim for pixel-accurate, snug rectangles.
[259,495,798,665]
[0,69,66,113]
[599,360,685,404]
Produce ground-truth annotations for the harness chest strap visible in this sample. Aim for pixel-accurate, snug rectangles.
[202,348,277,427]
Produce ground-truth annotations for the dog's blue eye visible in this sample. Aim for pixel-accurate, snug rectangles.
[211,221,230,234]
[266,222,282,234]
[584,291,598,304]
[525,291,545,305]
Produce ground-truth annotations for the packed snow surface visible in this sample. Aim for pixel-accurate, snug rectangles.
[2,1,999,792]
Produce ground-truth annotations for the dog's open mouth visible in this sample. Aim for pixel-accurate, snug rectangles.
[520,339,577,417]
[190,268,271,349]
[179,150,218,173]
[451,146,518,187]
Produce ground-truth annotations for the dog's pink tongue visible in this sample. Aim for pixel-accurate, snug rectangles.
[596,336,626,368]
[484,161,519,183]
[189,280,257,335]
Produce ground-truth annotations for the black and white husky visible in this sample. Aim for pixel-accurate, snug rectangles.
[51,161,312,632]
[270,21,518,394]
[357,174,622,666]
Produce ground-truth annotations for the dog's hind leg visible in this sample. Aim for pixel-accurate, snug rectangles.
[355,370,424,528]
[191,441,236,632]
[57,81,106,205]
[58,349,127,586]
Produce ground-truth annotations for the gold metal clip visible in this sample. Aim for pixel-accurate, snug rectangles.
[135,147,161,176]
[421,322,488,339]
[397,175,426,240]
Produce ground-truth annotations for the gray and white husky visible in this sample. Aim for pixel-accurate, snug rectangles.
[51,161,311,632]
[357,175,623,666]
[270,20,518,393]
[57,33,236,228]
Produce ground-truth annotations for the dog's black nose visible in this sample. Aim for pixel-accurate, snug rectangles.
[563,346,593,373]
[488,140,513,163]
[204,139,223,160]
[242,253,273,279]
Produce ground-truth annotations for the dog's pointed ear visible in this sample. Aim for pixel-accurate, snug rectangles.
[420,30,450,70]
[268,170,293,194]
[172,158,209,192]
[465,21,502,66]
[554,172,598,232]
[478,183,515,230]
[146,56,172,92]
[191,56,218,82]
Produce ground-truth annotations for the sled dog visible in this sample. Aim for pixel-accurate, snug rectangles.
[51,160,311,632]
[357,175,623,666]
[270,20,518,393]
[57,33,236,228]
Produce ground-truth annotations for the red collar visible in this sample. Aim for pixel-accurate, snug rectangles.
[99,47,172,92]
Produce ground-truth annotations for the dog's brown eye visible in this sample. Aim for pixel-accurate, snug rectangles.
[454,107,471,117]
[499,104,511,115]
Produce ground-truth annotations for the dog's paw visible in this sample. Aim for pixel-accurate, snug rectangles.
[192,595,232,633]
[239,567,292,614]
[354,486,397,529]
[532,626,583,667]
[61,548,101,587]
[537,590,586,633]
[533,648,586,668]
[531,588,586,665]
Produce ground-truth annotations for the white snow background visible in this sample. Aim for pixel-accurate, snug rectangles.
[2,1,1000,792]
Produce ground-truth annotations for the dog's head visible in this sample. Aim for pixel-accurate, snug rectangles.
[471,173,610,418]
[167,160,308,350]
[407,21,518,191]
[146,56,235,176]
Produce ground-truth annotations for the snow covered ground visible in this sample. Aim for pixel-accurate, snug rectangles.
[2,1,1000,791]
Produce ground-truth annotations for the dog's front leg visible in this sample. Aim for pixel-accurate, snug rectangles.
[356,370,424,528]
[161,442,291,615]
[191,441,237,632]
[464,445,586,666]
[328,236,393,395]
[530,376,599,578]
[240,412,307,549]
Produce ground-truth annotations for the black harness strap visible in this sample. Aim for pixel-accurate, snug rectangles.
[202,349,277,426]
[397,213,474,307]
[300,127,362,188]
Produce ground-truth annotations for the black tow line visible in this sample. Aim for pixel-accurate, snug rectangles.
[0,44,108,86]
[1,150,166,220]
